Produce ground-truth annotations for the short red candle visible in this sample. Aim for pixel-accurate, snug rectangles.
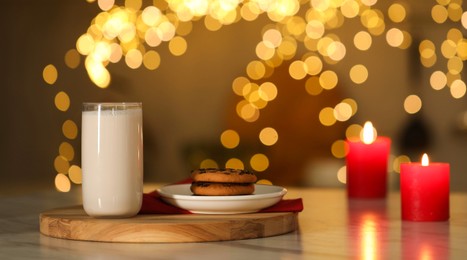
[400,155,450,221]
[346,122,391,198]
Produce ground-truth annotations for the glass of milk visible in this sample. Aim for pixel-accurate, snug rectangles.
[81,102,143,218]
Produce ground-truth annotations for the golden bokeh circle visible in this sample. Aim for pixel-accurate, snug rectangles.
[68,165,83,184]
[259,127,278,146]
[319,107,336,126]
[388,3,406,23]
[59,142,75,161]
[62,120,78,140]
[225,158,244,169]
[169,36,187,56]
[55,173,71,192]
[220,129,240,149]
[54,155,70,174]
[349,64,368,84]
[250,153,269,172]
[256,179,273,185]
[331,140,347,158]
[200,159,219,169]
[64,49,81,69]
[404,94,422,114]
[43,64,58,85]
[346,124,362,140]
[54,91,70,112]
[143,50,161,70]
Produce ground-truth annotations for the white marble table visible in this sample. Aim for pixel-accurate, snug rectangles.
[1,185,467,259]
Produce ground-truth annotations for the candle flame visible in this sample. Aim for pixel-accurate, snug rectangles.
[421,153,429,166]
[362,121,376,144]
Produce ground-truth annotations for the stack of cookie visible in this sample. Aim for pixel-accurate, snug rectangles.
[190,168,257,196]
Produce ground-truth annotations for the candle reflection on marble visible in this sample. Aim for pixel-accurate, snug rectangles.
[401,222,450,259]
[348,200,389,259]
[361,214,377,260]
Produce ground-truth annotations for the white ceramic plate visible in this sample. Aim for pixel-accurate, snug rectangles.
[157,184,287,214]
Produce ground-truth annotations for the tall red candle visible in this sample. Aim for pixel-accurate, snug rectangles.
[400,154,450,221]
[346,122,391,198]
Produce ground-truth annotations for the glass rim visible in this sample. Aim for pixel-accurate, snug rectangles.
[82,102,142,111]
[83,102,142,106]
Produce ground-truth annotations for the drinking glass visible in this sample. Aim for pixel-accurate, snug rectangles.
[81,102,143,218]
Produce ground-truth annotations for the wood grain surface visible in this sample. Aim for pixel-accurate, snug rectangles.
[39,205,299,243]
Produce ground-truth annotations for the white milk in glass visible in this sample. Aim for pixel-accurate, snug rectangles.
[81,103,143,218]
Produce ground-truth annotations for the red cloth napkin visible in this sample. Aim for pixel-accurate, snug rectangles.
[139,179,303,214]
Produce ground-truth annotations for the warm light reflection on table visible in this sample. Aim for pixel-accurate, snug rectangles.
[1,185,466,259]
[402,221,450,260]
[348,200,387,260]
[361,215,378,260]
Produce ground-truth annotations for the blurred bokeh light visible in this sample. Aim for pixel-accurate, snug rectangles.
[44,0,467,190]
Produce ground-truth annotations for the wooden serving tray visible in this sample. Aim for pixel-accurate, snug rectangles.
[40,205,299,243]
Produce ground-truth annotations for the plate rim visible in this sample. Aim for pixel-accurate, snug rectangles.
[157,183,287,201]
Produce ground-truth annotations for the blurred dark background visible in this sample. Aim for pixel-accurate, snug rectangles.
[2,0,467,193]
